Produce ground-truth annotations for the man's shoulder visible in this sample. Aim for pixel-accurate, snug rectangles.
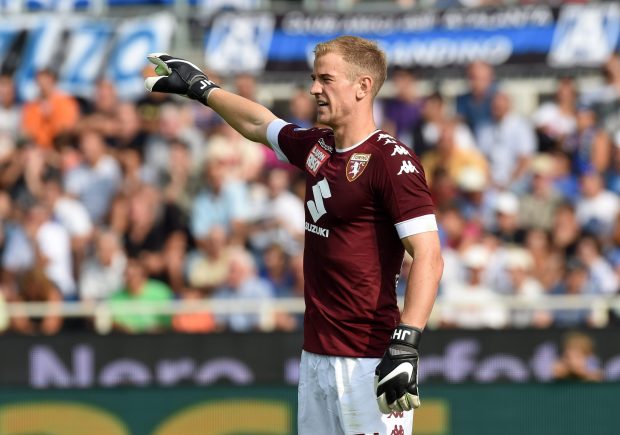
[366,131,416,162]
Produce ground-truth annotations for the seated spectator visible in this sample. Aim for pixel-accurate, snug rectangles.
[259,243,295,298]
[78,79,122,142]
[108,257,173,334]
[551,259,595,328]
[10,267,63,335]
[421,119,488,187]
[552,331,602,382]
[440,244,508,329]
[581,53,620,136]
[287,86,315,129]
[79,230,127,301]
[456,61,497,136]
[172,288,216,334]
[531,77,577,152]
[64,128,122,224]
[211,248,275,332]
[562,104,611,174]
[2,202,76,299]
[476,91,536,190]
[492,191,526,244]
[605,131,620,195]
[503,248,550,328]
[576,235,618,295]
[551,202,582,258]
[380,67,422,148]
[0,74,21,149]
[576,169,619,236]
[185,225,231,292]
[21,68,79,150]
[190,144,250,244]
[518,154,563,231]
[413,92,476,157]
[550,150,580,202]
[248,168,305,253]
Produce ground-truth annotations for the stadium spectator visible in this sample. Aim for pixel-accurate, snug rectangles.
[171,287,217,333]
[79,229,127,301]
[122,184,187,287]
[456,60,497,136]
[524,228,558,291]
[476,91,537,190]
[518,154,563,231]
[551,259,595,328]
[287,87,316,129]
[10,266,63,335]
[211,247,275,332]
[108,257,173,334]
[492,191,526,244]
[248,167,305,253]
[190,143,250,243]
[421,119,488,187]
[21,68,79,150]
[575,235,618,295]
[413,91,476,157]
[2,203,76,299]
[575,169,619,236]
[440,244,508,329]
[0,74,21,150]
[552,331,602,382]
[605,131,620,195]
[582,53,620,135]
[259,243,295,298]
[503,247,550,328]
[380,67,422,148]
[551,202,582,258]
[531,77,577,152]
[117,140,158,193]
[562,104,611,174]
[185,225,231,292]
[78,79,121,141]
[64,129,122,224]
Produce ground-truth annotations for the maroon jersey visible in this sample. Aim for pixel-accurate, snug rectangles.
[267,120,437,357]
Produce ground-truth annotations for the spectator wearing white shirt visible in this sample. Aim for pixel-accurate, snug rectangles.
[64,129,121,224]
[79,230,127,301]
[532,77,577,152]
[576,235,619,295]
[576,170,620,236]
[2,203,75,299]
[476,91,536,190]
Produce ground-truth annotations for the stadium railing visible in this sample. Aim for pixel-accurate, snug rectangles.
[1,294,616,333]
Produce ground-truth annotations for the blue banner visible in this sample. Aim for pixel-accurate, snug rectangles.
[203,4,620,72]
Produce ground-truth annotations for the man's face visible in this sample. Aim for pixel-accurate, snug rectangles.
[310,52,359,128]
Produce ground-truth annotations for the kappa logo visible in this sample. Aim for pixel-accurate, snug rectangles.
[397,160,420,175]
[346,153,371,182]
[391,145,411,157]
[378,133,397,145]
[305,144,329,176]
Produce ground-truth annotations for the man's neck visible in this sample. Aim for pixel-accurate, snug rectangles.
[332,111,377,150]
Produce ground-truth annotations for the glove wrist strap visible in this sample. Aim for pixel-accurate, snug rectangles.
[390,324,422,348]
[187,76,221,105]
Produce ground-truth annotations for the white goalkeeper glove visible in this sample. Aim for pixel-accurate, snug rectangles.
[144,53,220,105]
[374,324,422,414]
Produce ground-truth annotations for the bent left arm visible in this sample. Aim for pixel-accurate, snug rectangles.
[399,231,443,329]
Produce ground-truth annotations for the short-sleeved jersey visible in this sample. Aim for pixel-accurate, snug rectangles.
[267,120,437,357]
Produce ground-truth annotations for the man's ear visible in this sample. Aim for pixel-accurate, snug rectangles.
[357,75,373,100]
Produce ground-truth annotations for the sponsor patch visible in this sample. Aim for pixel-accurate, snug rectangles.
[346,153,371,182]
[317,138,334,153]
[305,144,329,176]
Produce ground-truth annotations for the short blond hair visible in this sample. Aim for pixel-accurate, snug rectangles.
[314,36,387,98]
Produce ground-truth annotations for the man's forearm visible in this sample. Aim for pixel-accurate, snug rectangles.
[206,89,278,144]
[400,249,443,330]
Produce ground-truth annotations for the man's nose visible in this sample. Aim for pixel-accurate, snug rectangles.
[310,80,321,95]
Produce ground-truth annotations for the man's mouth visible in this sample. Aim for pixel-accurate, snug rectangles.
[317,101,328,107]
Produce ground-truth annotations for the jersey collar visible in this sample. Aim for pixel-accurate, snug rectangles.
[335,130,380,153]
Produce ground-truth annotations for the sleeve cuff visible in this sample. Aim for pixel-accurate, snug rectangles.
[266,119,290,163]
[395,214,438,239]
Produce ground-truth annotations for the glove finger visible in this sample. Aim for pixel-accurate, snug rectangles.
[390,400,404,413]
[376,393,391,415]
[145,76,166,92]
[397,395,411,412]
[147,53,172,75]
[407,392,420,409]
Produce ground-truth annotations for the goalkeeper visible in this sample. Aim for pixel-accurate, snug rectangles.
[145,36,443,434]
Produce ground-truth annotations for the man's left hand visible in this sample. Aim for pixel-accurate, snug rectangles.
[374,324,422,414]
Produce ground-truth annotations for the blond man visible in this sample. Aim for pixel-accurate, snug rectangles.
[146,36,443,435]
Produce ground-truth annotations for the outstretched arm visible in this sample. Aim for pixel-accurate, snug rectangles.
[144,53,277,145]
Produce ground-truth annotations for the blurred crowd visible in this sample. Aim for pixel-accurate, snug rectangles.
[0,54,619,335]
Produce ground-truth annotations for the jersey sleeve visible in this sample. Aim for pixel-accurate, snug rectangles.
[266,119,332,171]
[375,149,437,239]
